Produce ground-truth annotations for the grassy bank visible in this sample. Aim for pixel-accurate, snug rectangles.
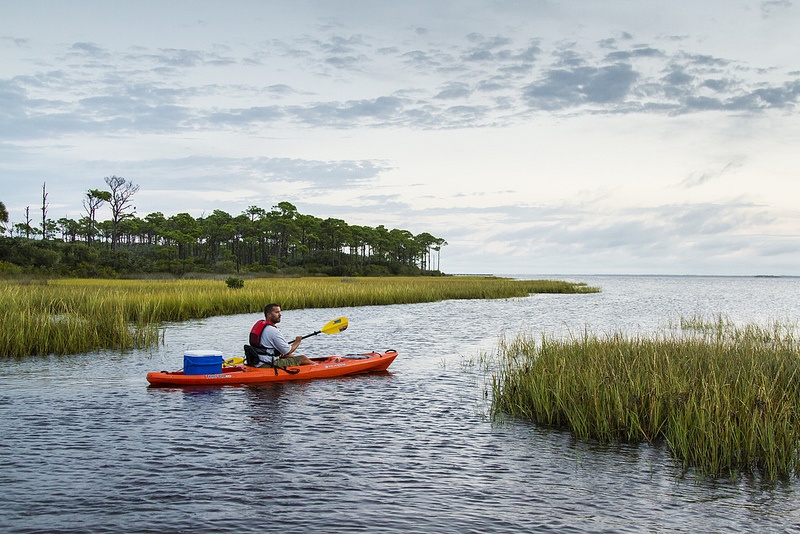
[0,276,597,357]
[491,317,800,480]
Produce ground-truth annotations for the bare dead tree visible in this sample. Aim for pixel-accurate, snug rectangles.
[23,206,34,238]
[41,183,48,240]
[104,175,139,250]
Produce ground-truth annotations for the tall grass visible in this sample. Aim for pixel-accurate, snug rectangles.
[491,318,800,480]
[0,276,597,357]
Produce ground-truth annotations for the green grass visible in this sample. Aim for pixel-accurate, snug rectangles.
[491,318,800,480]
[0,276,597,356]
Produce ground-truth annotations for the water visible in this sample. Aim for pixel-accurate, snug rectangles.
[2,275,800,532]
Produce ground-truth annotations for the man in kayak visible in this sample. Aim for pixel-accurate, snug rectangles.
[252,303,315,367]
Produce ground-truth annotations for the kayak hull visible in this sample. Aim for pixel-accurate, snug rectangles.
[146,350,398,387]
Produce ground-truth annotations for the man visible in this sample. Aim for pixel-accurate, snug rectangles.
[252,303,314,367]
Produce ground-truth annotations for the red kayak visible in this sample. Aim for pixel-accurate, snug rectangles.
[147,350,398,387]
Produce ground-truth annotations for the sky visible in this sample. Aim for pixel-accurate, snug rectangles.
[1,0,799,276]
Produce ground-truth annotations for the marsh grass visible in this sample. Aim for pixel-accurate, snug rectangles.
[0,276,596,356]
[491,319,800,480]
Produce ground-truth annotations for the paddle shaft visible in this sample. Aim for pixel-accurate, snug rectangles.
[301,330,322,340]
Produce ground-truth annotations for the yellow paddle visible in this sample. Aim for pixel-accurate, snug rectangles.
[302,316,349,339]
[224,317,349,366]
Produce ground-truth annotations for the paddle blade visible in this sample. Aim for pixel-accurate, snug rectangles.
[320,317,348,335]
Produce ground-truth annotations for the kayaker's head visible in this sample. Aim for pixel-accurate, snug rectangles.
[264,303,282,324]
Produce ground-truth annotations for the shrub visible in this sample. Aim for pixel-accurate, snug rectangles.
[225,276,244,289]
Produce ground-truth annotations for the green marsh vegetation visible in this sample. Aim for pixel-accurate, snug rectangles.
[0,276,597,357]
[491,316,800,480]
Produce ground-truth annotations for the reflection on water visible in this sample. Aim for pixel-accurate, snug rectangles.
[1,276,800,532]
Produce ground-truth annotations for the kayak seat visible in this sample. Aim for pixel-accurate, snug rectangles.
[243,345,300,375]
[243,344,269,367]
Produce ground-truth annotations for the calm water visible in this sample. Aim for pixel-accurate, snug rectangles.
[2,275,800,533]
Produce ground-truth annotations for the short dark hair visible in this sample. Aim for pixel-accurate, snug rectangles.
[264,303,280,316]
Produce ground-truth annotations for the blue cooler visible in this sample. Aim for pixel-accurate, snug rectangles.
[183,350,224,375]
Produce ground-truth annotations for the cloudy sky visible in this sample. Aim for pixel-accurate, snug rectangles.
[2,0,799,275]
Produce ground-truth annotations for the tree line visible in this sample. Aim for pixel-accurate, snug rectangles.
[0,176,447,277]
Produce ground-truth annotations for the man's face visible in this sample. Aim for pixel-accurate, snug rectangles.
[267,307,282,323]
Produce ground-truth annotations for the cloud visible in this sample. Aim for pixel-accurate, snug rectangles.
[434,82,472,100]
[523,62,639,109]
[69,42,111,59]
[289,95,410,126]
[1,36,29,47]
[463,33,514,62]
[207,105,284,126]
[604,47,664,61]
[760,0,793,18]
[112,155,389,192]
[2,26,800,143]
[430,198,795,274]
[681,161,744,188]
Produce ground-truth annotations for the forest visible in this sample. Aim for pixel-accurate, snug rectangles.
[0,177,447,277]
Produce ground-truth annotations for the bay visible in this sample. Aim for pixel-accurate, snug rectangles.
[1,275,799,532]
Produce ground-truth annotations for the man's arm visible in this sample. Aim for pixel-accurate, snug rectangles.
[285,335,302,356]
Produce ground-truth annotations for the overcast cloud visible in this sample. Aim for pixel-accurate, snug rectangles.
[1,0,799,275]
